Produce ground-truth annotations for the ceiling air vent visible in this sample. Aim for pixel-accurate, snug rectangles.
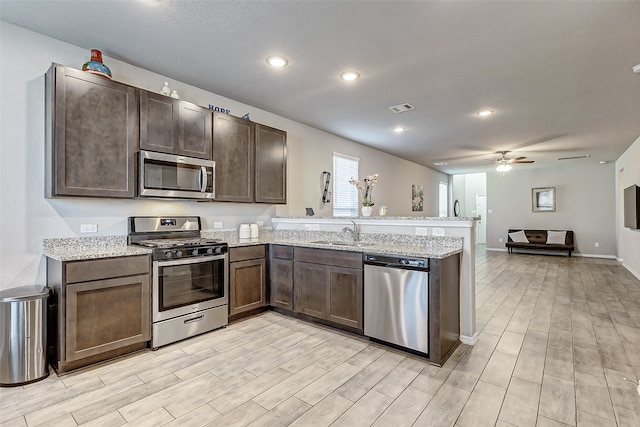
[388,103,415,113]
[556,155,591,160]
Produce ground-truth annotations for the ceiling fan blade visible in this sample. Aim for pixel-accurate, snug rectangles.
[513,160,535,164]
[513,156,527,161]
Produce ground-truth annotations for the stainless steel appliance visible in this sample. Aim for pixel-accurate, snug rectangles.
[363,254,430,355]
[138,150,215,200]
[128,216,228,348]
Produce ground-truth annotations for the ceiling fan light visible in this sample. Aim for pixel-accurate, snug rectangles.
[496,163,512,172]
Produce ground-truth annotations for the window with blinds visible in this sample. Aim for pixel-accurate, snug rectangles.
[333,153,359,217]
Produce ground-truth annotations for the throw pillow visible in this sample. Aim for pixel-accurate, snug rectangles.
[547,230,567,244]
[508,230,529,243]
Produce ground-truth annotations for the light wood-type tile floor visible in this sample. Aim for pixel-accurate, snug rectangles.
[2,249,640,426]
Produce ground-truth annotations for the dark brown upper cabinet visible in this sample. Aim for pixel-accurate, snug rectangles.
[212,112,287,203]
[45,64,138,198]
[212,112,254,202]
[140,90,212,160]
[255,123,287,204]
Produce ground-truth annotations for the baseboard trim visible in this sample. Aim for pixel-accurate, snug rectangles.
[460,333,479,346]
[573,253,617,259]
[622,262,640,280]
[485,247,617,259]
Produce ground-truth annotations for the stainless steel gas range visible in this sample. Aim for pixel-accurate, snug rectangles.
[128,216,228,349]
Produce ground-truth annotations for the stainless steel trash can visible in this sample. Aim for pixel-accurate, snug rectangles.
[0,285,50,386]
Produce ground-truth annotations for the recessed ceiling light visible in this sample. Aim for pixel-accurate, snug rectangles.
[394,127,405,133]
[477,110,494,117]
[266,56,288,68]
[599,160,608,164]
[340,71,360,81]
[633,64,640,74]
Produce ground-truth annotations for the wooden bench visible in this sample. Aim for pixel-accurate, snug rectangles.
[506,229,574,257]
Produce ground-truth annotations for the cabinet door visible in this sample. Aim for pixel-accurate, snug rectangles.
[178,101,212,160]
[229,258,266,315]
[255,124,287,204]
[328,266,363,330]
[212,112,254,202]
[49,66,137,198]
[294,261,329,319]
[139,90,178,154]
[65,274,150,362]
[271,257,294,311]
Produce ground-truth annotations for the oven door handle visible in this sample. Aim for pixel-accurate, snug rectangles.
[155,254,226,267]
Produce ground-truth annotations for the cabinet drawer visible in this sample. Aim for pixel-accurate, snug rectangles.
[271,245,293,259]
[294,247,362,269]
[66,255,150,283]
[229,245,266,262]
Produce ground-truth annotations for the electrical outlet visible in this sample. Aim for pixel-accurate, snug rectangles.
[595,242,599,248]
[80,224,97,233]
[432,227,445,236]
[415,227,428,236]
[213,222,223,229]
[488,209,494,214]
[499,238,503,243]
[256,221,264,226]
[304,224,320,231]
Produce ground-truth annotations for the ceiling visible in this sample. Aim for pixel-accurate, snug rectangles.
[1,0,639,175]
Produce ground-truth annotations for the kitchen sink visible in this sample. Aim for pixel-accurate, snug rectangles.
[310,240,375,247]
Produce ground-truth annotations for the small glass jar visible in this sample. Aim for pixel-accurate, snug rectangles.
[379,206,388,216]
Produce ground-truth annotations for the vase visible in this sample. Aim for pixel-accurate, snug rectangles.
[361,206,373,217]
[82,49,112,80]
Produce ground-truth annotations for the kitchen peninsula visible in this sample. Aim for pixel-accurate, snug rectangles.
[268,216,478,345]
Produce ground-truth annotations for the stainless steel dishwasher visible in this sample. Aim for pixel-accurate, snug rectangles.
[363,254,430,355]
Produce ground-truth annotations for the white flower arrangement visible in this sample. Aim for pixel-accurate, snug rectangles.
[349,173,380,206]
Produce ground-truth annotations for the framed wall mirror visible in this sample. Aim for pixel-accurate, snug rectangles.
[532,187,556,212]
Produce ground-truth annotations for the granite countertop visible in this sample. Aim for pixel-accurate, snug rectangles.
[44,229,463,261]
[43,236,152,262]
[274,215,478,221]
[205,230,462,259]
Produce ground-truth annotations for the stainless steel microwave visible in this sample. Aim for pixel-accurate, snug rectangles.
[138,150,215,200]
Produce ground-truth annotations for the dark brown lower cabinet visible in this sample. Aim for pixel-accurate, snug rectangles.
[229,245,267,317]
[270,245,294,311]
[47,255,151,374]
[293,247,363,332]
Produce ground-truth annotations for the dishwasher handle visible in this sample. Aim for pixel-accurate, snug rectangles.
[364,254,429,271]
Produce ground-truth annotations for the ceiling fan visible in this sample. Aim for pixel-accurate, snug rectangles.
[494,151,534,172]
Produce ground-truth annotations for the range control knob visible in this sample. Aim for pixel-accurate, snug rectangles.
[175,250,183,258]
[164,251,174,259]
[191,249,199,256]
[206,248,214,255]
[215,246,222,254]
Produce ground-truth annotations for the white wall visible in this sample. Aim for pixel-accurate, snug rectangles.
[0,22,447,290]
[485,163,616,257]
[616,136,640,279]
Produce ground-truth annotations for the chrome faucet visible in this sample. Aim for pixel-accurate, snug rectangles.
[342,220,360,242]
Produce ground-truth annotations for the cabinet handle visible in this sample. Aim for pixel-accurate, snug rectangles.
[184,315,204,324]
